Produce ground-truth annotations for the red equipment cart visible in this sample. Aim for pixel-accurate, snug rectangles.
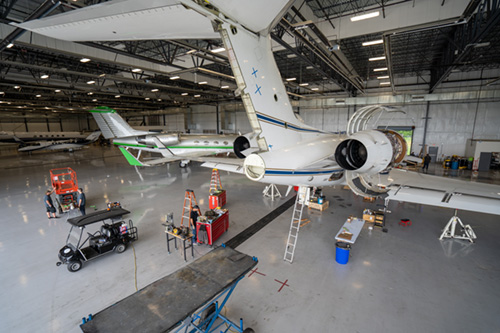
[50,167,78,213]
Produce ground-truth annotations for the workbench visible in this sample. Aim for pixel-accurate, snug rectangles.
[165,230,194,262]
[335,218,365,244]
[80,247,257,333]
[196,211,229,245]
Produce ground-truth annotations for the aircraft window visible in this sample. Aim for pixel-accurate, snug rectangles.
[204,141,209,145]
[214,141,219,144]
[57,135,60,137]
[223,141,228,145]
[274,94,278,102]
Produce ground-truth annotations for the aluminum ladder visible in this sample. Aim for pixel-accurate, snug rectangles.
[209,168,223,194]
[284,186,310,263]
[180,189,198,228]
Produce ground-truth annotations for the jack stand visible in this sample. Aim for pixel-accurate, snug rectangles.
[439,210,477,243]
[263,184,281,201]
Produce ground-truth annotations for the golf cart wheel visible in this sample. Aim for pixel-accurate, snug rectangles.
[67,260,82,272]
[115,243,127,253]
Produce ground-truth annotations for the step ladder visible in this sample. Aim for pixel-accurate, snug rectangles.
[180,189,198,228]
[284,186,310,263]
[209,169,223,194]
[439,210,477,243]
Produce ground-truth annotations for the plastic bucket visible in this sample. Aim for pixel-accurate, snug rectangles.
[318,197,324,204]
[451,161,459,170]
[335,242,351,264]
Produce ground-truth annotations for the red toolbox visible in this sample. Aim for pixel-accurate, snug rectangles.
[196,211,229,245]
[209,190,226,209]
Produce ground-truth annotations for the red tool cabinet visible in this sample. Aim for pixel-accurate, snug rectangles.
[196,211,229,245]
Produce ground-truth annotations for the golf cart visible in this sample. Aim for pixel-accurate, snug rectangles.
[57,206,138,272]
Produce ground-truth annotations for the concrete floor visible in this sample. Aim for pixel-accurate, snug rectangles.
[1,146,500,332]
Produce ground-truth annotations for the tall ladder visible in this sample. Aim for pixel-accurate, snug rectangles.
[180,189,198,228]
[284,186,310,263]
[209,169,223,194]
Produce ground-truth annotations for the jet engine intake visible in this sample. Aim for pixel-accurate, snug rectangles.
[233,136,251,158]
[335,129,406,175]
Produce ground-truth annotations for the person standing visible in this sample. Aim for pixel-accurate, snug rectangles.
[77,188,86,215]
[44,189,57,219]
[423,154,432,172]
[190,205,202,244]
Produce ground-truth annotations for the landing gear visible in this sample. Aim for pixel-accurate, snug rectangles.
[179,160,191,168]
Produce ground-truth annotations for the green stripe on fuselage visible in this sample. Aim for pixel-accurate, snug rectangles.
[113,142,232,149]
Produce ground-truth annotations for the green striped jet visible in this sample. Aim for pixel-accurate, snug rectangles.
[90,106,251,167]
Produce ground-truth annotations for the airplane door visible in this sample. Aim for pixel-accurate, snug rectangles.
[428,146,438,162]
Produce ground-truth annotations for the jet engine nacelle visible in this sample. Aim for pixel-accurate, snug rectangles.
[136,133,180,147]
[233,136,251,159]
[335,129,406,175]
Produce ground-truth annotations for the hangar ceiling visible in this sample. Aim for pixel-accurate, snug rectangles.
[0,0,500,116]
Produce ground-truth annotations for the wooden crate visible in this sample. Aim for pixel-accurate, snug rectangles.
[308,200,329,211]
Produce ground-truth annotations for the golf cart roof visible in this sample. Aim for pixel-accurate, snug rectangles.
[67,207,130,227]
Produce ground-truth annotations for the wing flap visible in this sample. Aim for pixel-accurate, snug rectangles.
[15,0,218,41]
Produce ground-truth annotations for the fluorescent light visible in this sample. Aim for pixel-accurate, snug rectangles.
[80,58,91,63]
[86,80,95,84]
[181,93,188,96]
[36,94,42,98]
[380,82,391,85]
[306,66,313,69]
[115,95,121,98]
[14,86,20,89]
[151,88,159,92]
[369,56,386,61]
[362,39,383,46]
[87,92,93,95]
[6,43,14,48]
[351,11,379,22]
[132,68,142,73]
[145,97,150,100]
[199,81,208,85]
[373,67,388,72]
[99,73,106,77]
[221,85,229,89]
[299,83,309,86]
[287,54,297,58]
[170,76,180,80]
[92,99,97,102]
[311,87,319,91]
[194,94,201,97]
[211,47,225,53]
[286,78,296,81]
[377,76,389,79]
[157,99,162,101]
[55,89,61,93]
[40,74,49,79]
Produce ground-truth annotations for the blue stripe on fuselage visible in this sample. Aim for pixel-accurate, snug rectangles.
[265,169,343,176]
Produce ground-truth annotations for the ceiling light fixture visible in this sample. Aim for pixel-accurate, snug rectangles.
[287,54,297,58]
[145,97,150,100]
[115,95,121,98]
[299,83,309,86]
[369,56,386,61]
[286,77,297,81]
[199,81,208,85]
[80,58,91,63]
[36,94,42,97]
[86,80,95,84]
[221,85,229,89]
[181,93,188,96]
[99,73,106,77]
[377,76,389,79]
[40,74,49,79]
[380,81,391,85]
[170,76,180,80]
[14,86,20,89]
[151,88,159,92]
[194,94,201,97]
[6,43,14,48]
[157,99,162,101]
[211,47,226,53]
[87,92,93,95]
[351,11,379,22]
[92,99,97,102]
[306,66,314,69]
[362,39,383,46]
[373,67,388,72]
[132,68,142,73]
[311,87,319,91]
[55,89,61,93]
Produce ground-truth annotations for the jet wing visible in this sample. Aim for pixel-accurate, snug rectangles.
[14,0,219,41]
[200,157,245,174]
[385,168,500,215]
[18,142,53,152]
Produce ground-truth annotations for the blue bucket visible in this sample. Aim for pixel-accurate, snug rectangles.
[318,197,324,204]
[335,242,351,264]
[451,161,459,170]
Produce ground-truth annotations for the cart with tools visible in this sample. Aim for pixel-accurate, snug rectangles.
[50,167,79,213]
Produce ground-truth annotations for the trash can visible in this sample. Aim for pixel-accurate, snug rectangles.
[335,242,351,264]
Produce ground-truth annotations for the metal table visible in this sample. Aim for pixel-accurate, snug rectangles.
[166,230,194,262]
[335,218,366,244]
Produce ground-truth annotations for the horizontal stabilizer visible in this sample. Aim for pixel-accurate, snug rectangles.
[14,0,218,41]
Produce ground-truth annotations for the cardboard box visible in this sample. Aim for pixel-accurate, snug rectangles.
[308,200,329,211]
[363,214,375,223]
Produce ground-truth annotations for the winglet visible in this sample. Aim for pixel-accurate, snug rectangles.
[118,147,144,166]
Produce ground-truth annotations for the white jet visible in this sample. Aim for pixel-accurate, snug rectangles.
[16,0,500,216]
[18,131,101,152]
[89,106,253,167]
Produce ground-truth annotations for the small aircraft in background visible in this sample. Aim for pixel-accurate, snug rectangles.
[89,106,253,167]
[0,131,91,144]
[18,0,500,217]
[18,131,101,152]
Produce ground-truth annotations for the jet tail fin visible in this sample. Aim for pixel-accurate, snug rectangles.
[90,106,149,139]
